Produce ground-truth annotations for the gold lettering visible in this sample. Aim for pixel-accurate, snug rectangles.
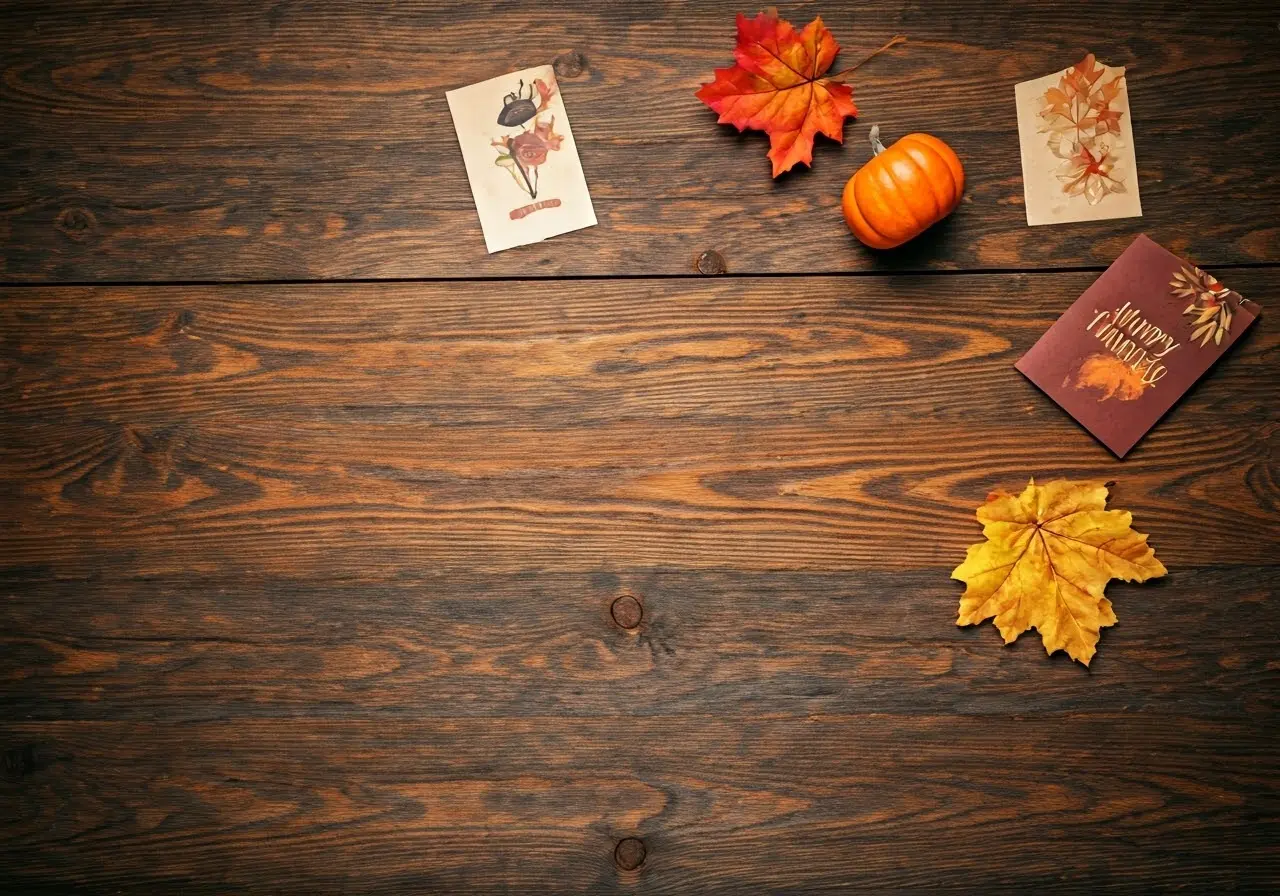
[1142,364,1167,386]
[1087,309,1111,333]
[1080,301,1180,390]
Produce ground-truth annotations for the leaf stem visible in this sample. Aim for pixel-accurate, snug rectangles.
[510,145,537,199]
[829,35,906,80]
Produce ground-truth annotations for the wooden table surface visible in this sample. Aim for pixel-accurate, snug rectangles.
[2,1,1278,892]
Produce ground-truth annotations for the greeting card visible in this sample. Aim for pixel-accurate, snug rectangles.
[1015,54,1142,226]
[1016,235,1260,457]
[447,65,596,253]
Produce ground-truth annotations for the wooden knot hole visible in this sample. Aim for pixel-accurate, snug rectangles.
[54,207,96,241]
[610,594,643,630]
[554,51,588,79]
[614,837,646,871]
[696,249,726,275]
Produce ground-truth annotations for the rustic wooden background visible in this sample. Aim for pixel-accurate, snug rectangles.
[2,0,1278,892]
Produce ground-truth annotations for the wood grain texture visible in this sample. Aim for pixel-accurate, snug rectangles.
[2,0,1280,281]
[2,567,1277,722]
[2,717,1277,893]
[3,272,1278,890]
[3,2,1279,889]
[3,274,1277,579]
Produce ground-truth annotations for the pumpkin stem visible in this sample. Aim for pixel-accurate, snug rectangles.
[829,35,907,80]
[869,124,887,156]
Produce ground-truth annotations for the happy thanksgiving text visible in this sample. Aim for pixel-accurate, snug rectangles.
[1085,301,1180,387]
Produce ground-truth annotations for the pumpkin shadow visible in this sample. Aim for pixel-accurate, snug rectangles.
[852,211,963,273]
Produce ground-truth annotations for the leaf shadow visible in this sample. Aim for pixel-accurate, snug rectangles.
[768,132,854,185]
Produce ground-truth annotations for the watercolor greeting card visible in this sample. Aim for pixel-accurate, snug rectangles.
[447,65,596,253]
[1015,54,1142,226]
[1016,236,1260,457]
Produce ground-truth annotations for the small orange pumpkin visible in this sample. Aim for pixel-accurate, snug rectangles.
[842,126,964,249]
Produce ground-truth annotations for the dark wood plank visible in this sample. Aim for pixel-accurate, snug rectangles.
[3,413,1277,572]
[3,273,1276,890]
[2,273,1276,579]
[2,716,1277,892]
[1,273,1275,425]
[2,567,1276,722]
[2,0,1278,280]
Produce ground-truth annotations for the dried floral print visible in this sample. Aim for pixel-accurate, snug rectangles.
[1039,54,1128,205]
[1055,141,1126,205]
[492,78,563,199]
[1171,264,1245,347]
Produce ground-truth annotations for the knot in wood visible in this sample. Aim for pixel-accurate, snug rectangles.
[554,51,588,79]
[54,207,96,241]
[696,249,726,275]
[610,594,643,630]
[614,837,646,871]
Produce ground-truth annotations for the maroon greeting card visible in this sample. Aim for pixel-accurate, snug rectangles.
[1016,235,1261,457]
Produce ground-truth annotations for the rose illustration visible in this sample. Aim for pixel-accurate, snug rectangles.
[511,131,550,168]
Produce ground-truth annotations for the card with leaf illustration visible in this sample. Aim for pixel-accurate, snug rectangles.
[1015,54,1142,226]
[447,65,596,253]
[1016,235,1260,457]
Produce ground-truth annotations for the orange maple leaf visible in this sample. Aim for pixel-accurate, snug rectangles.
[695,10,862,177]
[953,479,1166,666]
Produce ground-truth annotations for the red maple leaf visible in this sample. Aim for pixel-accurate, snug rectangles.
[696,10,863,177]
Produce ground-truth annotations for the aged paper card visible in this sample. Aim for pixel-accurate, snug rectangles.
[1016,235,1259,457]
[1015,54,1142,226]
[447,65,596,253]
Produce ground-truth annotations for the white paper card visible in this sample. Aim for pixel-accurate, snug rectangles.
[1015,54,1142,226]
[447,65,596,253]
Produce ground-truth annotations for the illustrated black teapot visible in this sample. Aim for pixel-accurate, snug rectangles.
[497,80,538,127]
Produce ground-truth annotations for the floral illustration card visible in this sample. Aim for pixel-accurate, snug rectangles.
[1015,54,1142,226]
[1016,235,1260,457]
[447,65,596,253]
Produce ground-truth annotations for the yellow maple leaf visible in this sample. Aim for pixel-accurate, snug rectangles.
[952,479,1166,666]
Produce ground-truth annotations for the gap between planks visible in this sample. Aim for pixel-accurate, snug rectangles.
[3,260,1280,290]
